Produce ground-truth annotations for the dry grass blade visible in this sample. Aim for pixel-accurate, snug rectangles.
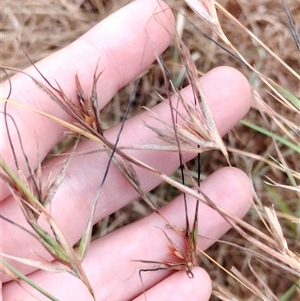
[214,1,299,79]
[281,0,300,50]
[184,0,231,44]
[247,259,281,301]
[198,248,267,298]
[202,234,299,293]
[185,0,300,84]
[230,266,273,301]
[211,280,239,301]
[43,138,80,207]
[0,253,71,274]
[264,175,300,193]
[264,206,289,254]
[199,190,300,272]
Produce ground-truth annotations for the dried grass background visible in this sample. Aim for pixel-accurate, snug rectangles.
[1,0,299,300]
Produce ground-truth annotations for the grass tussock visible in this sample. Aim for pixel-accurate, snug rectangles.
[1,0,299,300]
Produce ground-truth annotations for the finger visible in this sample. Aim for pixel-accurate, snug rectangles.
[3,167,250,300]
[1,0,174,198]
[1,66,252,281]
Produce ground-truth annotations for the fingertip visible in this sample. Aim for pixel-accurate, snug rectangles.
[206,66,252,111]
[135,268,212,301]
[203,166,253,218]
[201,66,252,135]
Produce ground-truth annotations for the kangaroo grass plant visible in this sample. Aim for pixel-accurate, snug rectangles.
[1,0,299,300]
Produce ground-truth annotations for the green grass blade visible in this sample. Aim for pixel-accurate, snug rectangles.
[1,258,61,301]
[279,278,300,301]
[267,79,300,109]
[240,120,300,154]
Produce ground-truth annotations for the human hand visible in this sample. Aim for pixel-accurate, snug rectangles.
[1,1,252,300]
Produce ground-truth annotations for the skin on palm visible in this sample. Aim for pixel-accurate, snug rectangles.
[1,0,252,300]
